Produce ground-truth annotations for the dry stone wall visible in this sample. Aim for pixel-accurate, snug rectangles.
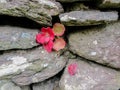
[0,0,120,90]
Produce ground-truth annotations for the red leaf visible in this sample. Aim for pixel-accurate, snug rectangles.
[43,40,54,53]
[36,27,54,44]
[68,63,77,76]
[53,23,65,36]
[53,38,66,51]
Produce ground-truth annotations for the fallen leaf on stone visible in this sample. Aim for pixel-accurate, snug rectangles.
[68,63,77,76]
[36,27,55,52]
[53,23,65,36]
[53,38,66,51]
[43,40,54,53]
[36,27,54,44]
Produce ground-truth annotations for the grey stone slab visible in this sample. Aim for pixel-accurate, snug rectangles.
[2,47,67,86]
[68,21,120,69]
[0,26,38,50]
[0,80,30,90]
[60,59,120,90]
[32,77,60,90]
[0,47,67,85]
[0,0,64,25]
[59,10,118,26]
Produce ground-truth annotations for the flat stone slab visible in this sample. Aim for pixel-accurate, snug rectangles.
[0,0,63,25]
[0,80,30,90]
[0,26,38,50]
[60,59,120,90]
[56,0,90,3]
[59,10,118,26]
[0,47,67,85]
[32,77,60,90]
[68,21,120,69]
[98,0,120,8]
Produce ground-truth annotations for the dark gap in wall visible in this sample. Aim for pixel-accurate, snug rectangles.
[99,8,120,12]
[0,15,42,29]
[0,51,4,55]
[30,84,33,90]
[118,10,120,20]
[84,0,100,9]
[65,24,106,34]
[60,1,91,12]
[52,16,61,25]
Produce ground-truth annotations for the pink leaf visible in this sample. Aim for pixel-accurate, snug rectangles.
[53,38,66,51]
[36,27,54,44]
[53,23,65,36]
[43,40,54,53]
[68,63,77,76]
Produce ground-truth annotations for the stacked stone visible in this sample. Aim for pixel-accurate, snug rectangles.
[58,0,120,90]
[0,0,67,90]
[0,0,120,90]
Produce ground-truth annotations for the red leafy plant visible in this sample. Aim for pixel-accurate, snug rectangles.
[68,63,78,76]
[36,23,66,52]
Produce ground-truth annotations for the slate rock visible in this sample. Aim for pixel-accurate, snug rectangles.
[59,10,118,26]
[0,0,63,25]
[98,0,120,8]
[60,59,120,90]
[0,80,30,90]
[0,47,67,85]
[32,77,60,90]
[68,21,120,69]
[0,26,38,50]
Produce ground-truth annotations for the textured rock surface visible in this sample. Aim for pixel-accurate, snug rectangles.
[0,26,38,50]
[68,22,120,69]
[60,59,120,90]
[0,0,63,25]
[98,0,120,8]
[0,80,30,90]
[0,47,67,86]
[56,0,90,3]
[59,10,118,26]
[32,77,60,90]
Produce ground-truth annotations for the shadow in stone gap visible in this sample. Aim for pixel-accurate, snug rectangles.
[65,24,106,34]
[0,15,43,29]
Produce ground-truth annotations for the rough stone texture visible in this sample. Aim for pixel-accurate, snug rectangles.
[59,10,118,26]
[68,21,120,69]
[56,0,90,3]
[60,59,120,90]
[0,80,30,90]
[0,46,67,86]
[0,26,38,50]
[32,77,60,90]
[98,0,120,8]
[0,0,64,25]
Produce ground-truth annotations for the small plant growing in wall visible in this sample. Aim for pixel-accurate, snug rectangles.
[36,23,66,52]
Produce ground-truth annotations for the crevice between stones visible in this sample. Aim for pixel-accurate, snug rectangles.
[0,15,42,29]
